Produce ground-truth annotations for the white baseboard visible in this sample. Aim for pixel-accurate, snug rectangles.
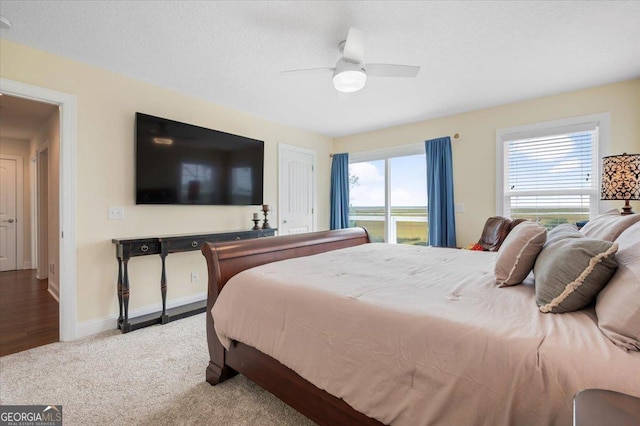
[48,279,60,302]
[74,292,207,340]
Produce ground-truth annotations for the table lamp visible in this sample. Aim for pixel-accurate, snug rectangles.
[601,153,640,215]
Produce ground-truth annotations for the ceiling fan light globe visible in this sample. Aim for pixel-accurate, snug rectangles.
[333,70,366,93]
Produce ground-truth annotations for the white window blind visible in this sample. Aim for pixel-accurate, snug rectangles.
[502,125,599,229]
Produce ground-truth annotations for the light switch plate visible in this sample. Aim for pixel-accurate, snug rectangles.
[455,203,464,213]
[108,206,125,220]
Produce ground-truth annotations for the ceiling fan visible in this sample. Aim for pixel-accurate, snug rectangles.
[282,28,420,93]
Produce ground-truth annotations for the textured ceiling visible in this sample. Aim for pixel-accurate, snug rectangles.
[1,1,639,138]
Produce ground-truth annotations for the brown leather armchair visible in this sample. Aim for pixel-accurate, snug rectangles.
[476,216,527,251]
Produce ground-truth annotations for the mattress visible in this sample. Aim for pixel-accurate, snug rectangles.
[212,243,640,425]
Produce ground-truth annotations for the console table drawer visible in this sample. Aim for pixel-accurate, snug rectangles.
[120,241,160,257]
[134,241,160,255]
[163,230,276,253]
[165,237,213,253]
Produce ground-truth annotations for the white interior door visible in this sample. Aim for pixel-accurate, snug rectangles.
[279,144,316,235]
[0,157,18,271]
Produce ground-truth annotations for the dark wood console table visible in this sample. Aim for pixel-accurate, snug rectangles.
[112,228,277,333]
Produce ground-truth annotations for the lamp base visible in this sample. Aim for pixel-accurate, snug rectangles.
[621,200,635,216]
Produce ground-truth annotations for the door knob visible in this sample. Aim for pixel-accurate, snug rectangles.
[283,219,288,224]
[2,219,14,223]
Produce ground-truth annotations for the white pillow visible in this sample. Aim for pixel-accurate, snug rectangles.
[595,222,640,351]
[580,209,640,242]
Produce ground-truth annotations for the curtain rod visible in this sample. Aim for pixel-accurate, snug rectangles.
[330,133,460,156]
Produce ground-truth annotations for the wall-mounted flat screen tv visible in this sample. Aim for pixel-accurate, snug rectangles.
[135,113,264,205]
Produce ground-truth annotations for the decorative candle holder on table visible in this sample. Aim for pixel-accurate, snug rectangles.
[251,212,262,230]
[261,204,271,229]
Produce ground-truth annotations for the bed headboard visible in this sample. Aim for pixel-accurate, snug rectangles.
[202,227,371,301]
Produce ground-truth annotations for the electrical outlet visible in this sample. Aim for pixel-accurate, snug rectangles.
[455,203,465,213]
[191,272,199,283]
[49,263,55,273]
[108,206,125,220]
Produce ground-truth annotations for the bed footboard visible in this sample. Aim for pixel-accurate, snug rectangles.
[201,227,370,385]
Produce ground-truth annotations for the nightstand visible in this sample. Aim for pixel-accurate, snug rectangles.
[574,389,640,426]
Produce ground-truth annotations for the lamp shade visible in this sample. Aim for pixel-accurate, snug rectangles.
[601,153,640,201]
[601,153,640,215]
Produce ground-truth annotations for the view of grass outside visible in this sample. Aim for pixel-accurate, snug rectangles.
[349,206,428,245]
[510,207,590,230]
[352,204,588,244]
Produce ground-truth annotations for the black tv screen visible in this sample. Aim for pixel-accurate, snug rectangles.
[135,113,264,205]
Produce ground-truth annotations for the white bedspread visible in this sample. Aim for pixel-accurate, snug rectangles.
[212,243,640,425]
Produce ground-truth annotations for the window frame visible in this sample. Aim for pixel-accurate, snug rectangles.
[496,113,610,221]
[349,142,426,244]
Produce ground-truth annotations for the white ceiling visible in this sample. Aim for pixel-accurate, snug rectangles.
[1,1,639,138]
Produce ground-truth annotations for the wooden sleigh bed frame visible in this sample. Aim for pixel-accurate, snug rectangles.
[201,228,382,425]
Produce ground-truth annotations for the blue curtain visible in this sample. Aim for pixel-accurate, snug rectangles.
[425,137,457,247]
[330,153,350,230]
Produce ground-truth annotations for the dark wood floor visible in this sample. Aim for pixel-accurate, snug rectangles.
[0,269,59,357]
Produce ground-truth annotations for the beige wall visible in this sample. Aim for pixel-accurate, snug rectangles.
[334,79,640,246]
[0,137,31,266]
[1,39,333,324]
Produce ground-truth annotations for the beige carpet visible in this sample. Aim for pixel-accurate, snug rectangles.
[0,313,315,425]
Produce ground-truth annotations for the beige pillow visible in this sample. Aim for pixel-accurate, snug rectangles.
[535,226,618,313]
[596,222,640,351]
[579,209,640,241]
[495,221,547,287]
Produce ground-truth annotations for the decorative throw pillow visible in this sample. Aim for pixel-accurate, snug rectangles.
[535,226,618,313]
[595,222,640,351]
[545,223,581,246]
[579,209,640,241]
[494,221,547,287]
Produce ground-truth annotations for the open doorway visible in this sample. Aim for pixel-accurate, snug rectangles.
[0,93,59,355]
[1,78,78,345]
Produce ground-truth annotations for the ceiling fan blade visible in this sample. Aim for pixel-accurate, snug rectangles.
[343,28,366,64]
[366,63,420,78]
[281,67,334,75]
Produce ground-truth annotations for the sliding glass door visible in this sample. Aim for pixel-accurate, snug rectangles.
[349,159,386,242]
[348,145,427,245]
[389,155,428,245]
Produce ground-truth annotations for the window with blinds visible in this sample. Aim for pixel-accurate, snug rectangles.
[501,123,600,229]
